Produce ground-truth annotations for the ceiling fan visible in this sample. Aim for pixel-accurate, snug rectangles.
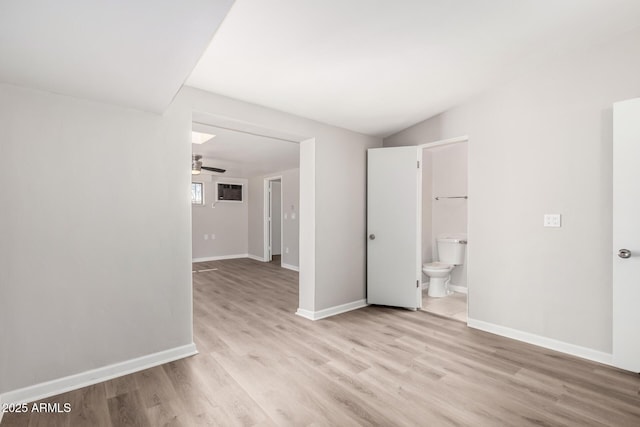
[192,155,226,175]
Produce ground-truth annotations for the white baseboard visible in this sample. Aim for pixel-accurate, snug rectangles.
[295,308,315,320]
[281,263,299,272]
[0,395,4,424]
[467,319,613,366]
[0,343,198,406]
[295,299,368,321]
[449,285,468,294]
[247,254,267,262]
[192,254,248,263]
[421,282,468,294]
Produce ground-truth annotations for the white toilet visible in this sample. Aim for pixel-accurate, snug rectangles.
[423,237,467,297]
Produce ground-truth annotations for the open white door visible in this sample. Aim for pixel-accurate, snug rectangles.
[613,98,640,372]
[367,146,422,309]
[268,181,273,261]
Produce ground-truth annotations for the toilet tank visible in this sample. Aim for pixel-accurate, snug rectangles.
[437,237,467,265]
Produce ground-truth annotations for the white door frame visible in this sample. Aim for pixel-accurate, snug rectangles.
[263,175,283,262]
[418,135,470,318]
[417,135,468,150]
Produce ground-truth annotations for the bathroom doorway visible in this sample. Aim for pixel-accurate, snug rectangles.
[420,138,469,322]
[264,177,283,265]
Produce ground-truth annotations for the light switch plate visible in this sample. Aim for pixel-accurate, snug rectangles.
[544,214,561,227]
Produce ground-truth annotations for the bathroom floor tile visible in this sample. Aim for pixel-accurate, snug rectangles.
[421,291,467,322]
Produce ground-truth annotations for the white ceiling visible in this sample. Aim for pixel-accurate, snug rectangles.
[187,0,640,137]
[3,1,639,137]
[192,122,299,178]
[0,0,233,113]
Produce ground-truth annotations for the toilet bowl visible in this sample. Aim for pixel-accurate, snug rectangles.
[422,262,454,297]
[423,237,467,298]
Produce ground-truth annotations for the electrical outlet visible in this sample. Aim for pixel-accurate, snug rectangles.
[285,247,289,254]
[543,214,561,227]
[211,234,216,240]
[204,234,208,240]
[291,212,296,220]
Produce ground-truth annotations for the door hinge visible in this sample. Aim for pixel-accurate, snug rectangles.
[416,280,419,288]
[417,160,420,168]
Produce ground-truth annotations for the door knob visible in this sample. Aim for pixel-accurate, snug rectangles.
[618,249,631,259]
[369,234,376,240]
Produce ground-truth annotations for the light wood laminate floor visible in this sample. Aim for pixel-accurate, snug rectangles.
[3,258,640,426]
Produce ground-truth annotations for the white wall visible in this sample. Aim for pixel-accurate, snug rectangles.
[281,172,299,268]
[248,174,265,258]
[299,140,315,311]
[0,84,193,395]
[248,169,299,268]
[191,176,248,260]
[385,27,640,354]
[431,143,468,287]
[421,150,433,271]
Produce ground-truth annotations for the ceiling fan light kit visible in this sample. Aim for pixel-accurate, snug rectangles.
[192,154,203,175]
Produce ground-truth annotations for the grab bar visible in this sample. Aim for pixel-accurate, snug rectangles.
[434,196,468,201]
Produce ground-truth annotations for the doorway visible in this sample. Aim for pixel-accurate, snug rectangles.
[188,110,307,330]
[366,136,469,320]
[264,177,283,265]
[419,140,468,322]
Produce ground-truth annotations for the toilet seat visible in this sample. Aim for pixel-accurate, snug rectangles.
[423,262,452,270]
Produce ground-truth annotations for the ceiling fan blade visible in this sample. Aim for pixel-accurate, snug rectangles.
[201,166,226,173]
